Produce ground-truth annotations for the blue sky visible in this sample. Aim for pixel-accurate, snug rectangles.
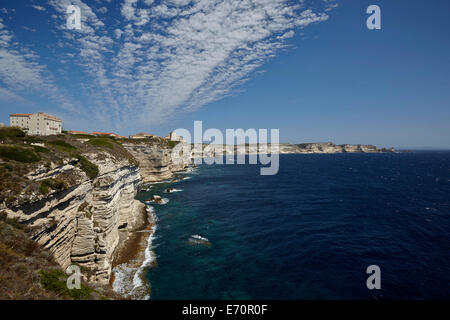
[0,0,449,148]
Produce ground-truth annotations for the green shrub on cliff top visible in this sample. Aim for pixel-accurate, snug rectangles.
[48,140,77,152]
[39,183,50,195]
[69,133,94,139]
[39,179,68,195]
[74,154,99,180]
[31,145,50,153]
[23,136,43,144]
[0,127,26,139]
[0,145,40,163]
[167,140,180,149]
[39,269,95,300]
[88,137,114,149]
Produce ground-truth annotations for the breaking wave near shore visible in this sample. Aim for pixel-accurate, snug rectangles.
[112,206,157,300]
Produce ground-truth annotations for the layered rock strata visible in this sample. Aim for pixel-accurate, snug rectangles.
[3,152,144,284]
[193,142,395,157]
[122,142,190,184]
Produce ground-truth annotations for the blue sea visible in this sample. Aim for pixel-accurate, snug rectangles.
[137,152,450,299]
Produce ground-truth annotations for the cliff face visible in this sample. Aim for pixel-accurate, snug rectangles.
[3,152,145,284]
[193,142,395,157]
[293,142,394,153]
[122,143,172,183]
[0,131,192,289]
[122,141,190,184]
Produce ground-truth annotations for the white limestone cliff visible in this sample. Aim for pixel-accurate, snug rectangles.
[122,141,190,183]
[3,152,145,284]
[191,142,394,157]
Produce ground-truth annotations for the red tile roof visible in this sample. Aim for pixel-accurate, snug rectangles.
[91,132,126,138]
[91,132,114,135]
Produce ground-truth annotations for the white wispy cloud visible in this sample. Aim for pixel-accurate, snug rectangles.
[2,0,337,132]
[108,0,332,128]
[0,16,80,114]
[23,26,37,32]
[31,5,47,12]
[0,86,27,103]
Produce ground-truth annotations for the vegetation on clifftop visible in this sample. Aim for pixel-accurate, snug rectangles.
[0,127,142,206]
[0,125,171,207]
[88,137,116,149]
[48,139,77,152]
[39,179,68,195]
[167,140,180,149]
[0,127,26,139]
[39,269,104,300]
[74,154,99,180]
[0,145,41,163]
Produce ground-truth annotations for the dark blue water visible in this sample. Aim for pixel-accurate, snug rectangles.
[138,152,450,299]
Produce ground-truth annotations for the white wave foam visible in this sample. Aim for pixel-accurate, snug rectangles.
[132,222,157,296]
[146,205,155,215]
[140,185,152,192]
[164,188,183,193]
[112,265,138,296]
[160,198,169,205]
[149,179,172,184]
[145,197,169,205]
[146,205,156,223]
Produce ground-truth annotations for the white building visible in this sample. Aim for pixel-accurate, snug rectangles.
[10,112,62,136]
[168,131,184,142]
